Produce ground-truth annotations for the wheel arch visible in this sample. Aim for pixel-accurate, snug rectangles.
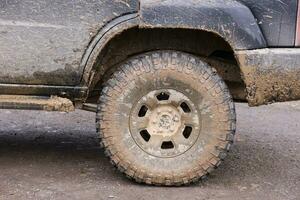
[139,0,267,50]
[81,1,266,102]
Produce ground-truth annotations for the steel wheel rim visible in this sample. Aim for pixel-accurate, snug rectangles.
[129,89,201,158]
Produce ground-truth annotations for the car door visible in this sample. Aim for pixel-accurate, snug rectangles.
[0,0,138,86]
[238,0,298,47]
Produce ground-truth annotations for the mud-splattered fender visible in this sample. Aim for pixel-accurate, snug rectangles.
[139,0,267,50]
[236,49,300,106]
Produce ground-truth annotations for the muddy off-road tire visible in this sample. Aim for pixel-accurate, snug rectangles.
[96,51,236,186]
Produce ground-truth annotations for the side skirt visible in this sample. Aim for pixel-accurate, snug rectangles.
[236,48,300,106]
[0,95,74,112]
[0,83,88,103]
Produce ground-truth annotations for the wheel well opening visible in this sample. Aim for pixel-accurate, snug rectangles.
[86,27,246,103]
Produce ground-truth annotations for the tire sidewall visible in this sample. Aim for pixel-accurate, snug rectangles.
[99,51,235,180]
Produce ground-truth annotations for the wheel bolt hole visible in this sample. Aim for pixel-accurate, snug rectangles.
[138,105,148,117]
[140,129,151,142]
[183,126,192,139]
[156,92,170,101]
[180,102,191,113]
[161,141,174,149]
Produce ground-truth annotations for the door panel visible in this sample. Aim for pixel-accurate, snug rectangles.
[0,0,138,85]
[238,0,298,47]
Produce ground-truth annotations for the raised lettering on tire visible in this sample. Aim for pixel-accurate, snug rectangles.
[96,51,236,186]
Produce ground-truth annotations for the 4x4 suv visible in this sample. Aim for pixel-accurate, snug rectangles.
[0,0,299,185]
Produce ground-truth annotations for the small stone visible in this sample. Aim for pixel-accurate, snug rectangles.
[238,186,247,192]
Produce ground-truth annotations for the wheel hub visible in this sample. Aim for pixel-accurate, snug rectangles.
[129,89,201,158]
[148,105,181,137]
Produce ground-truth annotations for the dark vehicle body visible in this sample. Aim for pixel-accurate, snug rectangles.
[0,0,299,106]
[0,0,300,185]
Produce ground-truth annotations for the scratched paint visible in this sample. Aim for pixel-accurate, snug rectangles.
[0,0,299,107]
[0,0,138,85]
[238,0,298,46]
[139,0,267,50]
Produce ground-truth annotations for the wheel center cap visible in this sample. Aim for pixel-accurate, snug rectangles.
[148,105,182,137]
[158,114,172,129]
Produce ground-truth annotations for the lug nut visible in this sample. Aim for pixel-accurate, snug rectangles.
[173,116,179,122]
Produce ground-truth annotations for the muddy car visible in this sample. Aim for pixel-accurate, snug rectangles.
[0,0,299,186]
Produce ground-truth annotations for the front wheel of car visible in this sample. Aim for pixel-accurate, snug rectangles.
[96,50,236,186]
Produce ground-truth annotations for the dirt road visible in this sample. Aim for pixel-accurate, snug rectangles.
[0,103,299,200]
